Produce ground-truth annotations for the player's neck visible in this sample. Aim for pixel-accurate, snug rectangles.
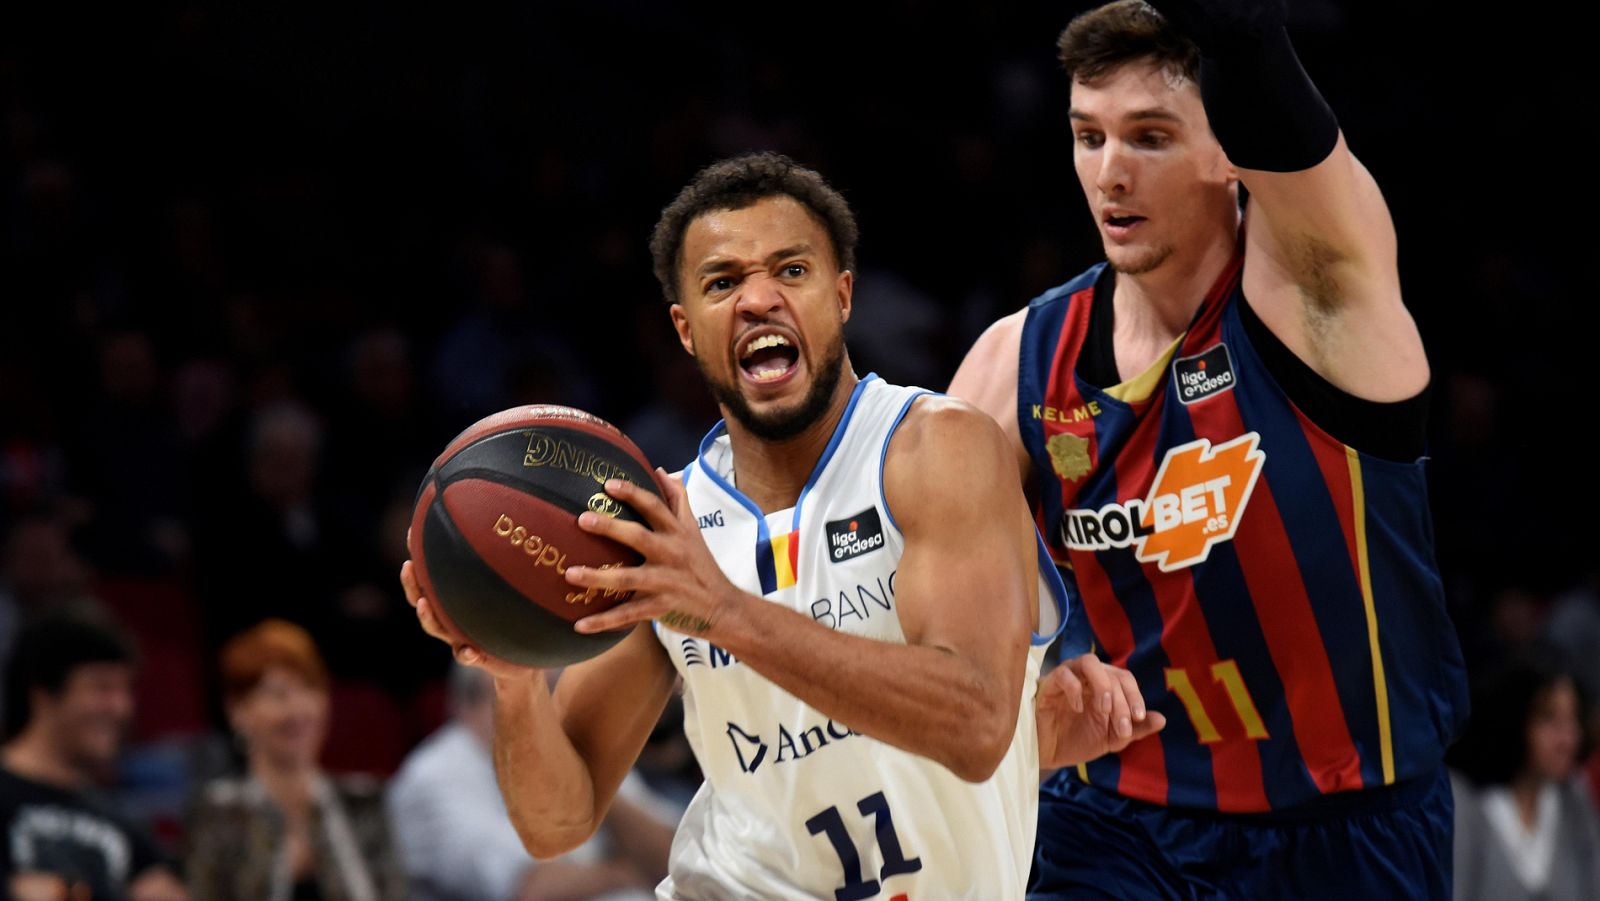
[1,730,92,789]
[1112,223,1239,343]
[722,368,860,513]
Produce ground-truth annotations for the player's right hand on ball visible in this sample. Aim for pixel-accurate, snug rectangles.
[399,558,534,681]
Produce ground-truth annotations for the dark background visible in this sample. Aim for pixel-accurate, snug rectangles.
[1,0,1594,842]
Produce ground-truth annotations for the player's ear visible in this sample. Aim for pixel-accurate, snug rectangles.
[1214,144,1240,185]
[669,303,695,355]
[836,269,853,324]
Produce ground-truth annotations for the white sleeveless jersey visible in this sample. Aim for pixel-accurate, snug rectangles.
[655,376,1068,901]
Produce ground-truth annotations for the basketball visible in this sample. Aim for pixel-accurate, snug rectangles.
[407,405,662,668]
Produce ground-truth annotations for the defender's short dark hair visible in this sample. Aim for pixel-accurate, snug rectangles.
[1057,0,1199,85]
[4,611,137,739]
[649,152,859,305]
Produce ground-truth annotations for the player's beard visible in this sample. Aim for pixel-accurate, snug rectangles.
[1108,241,1175,276]
[699,334,847,442]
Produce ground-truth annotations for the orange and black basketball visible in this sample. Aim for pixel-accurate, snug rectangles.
[407,405,660,668]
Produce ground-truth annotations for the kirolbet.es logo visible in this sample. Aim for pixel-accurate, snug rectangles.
[825,508,885,564]
[1061,433,1265,572]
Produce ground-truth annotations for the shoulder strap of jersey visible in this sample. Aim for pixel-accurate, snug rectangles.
[1018,264,1104,498]
[1178,246,1246,356]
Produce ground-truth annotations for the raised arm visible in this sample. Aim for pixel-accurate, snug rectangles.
[563,402,1036,782]
[400,563,677,858]
[1152,0,1428,402]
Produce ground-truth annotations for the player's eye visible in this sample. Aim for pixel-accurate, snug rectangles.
[1137,131,1171,149]
[782,264,807,278]
[707,276,734,293]
[1076,131,1104,149]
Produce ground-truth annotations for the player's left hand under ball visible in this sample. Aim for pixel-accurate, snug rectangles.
[565,469,742,638]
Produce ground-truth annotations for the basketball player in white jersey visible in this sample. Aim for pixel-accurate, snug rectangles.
[399,153,1162,900]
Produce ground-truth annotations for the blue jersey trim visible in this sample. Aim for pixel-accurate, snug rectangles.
[692,375,878,595]
[1033,534,1071,647]
[792,374,878,532]
[694,422,773,547]
[876,389,933,536]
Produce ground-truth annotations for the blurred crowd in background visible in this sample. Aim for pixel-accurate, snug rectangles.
[2,1,1597,898]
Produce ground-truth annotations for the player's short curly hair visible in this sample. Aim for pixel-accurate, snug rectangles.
[1057,0,1199,85]
[650,152,858,306]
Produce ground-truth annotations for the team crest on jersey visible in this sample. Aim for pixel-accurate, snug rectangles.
[1060,433,1265,572]
[1173,343,1237,405]
[1047,432,1092,481]
[824,509,885,563]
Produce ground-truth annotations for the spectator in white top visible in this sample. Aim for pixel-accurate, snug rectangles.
[387,665,675,901]
[1449,660,1600,900]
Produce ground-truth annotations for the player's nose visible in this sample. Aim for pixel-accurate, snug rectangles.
[1095,140,1134,197]
[734,272,786,318]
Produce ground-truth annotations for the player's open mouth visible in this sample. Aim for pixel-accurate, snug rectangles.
[1104,211,1147,239]
[737,330,801,385]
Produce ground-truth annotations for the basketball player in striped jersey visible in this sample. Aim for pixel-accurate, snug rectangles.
[951,1,1468,897]
[401,152,1161,900]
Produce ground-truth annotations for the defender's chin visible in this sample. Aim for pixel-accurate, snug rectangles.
[1106,242,1174,276]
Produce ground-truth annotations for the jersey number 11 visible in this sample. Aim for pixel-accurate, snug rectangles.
[805,791,922,901]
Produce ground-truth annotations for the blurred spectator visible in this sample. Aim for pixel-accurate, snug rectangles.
[324,327,432,531]
[429,241,598,422]
[1544,575,1600,704]
[845,267,950,389]
[0,512,96,726]
[620,316,718,470]
[316,328,450,695]
[0,512,91,611]
[194,402,343,646]
[387,665,673,901]
[187,620,404,900]
[67,327,190,575]
[1449,661,1600,900]
[0,612,186,901]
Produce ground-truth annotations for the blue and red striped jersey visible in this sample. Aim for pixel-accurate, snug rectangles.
[1021,256,1468,813]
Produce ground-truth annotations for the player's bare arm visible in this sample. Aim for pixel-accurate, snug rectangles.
[1152,0,1427,402]
[948,320,1164,768]
[400,561,677,858]
[948,309,1031,484]
[1239,140,1426,402]
[566,399,1038,781]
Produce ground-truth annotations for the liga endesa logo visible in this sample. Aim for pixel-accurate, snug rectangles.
[824,508,885,564]
[1060,433,1265,572]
